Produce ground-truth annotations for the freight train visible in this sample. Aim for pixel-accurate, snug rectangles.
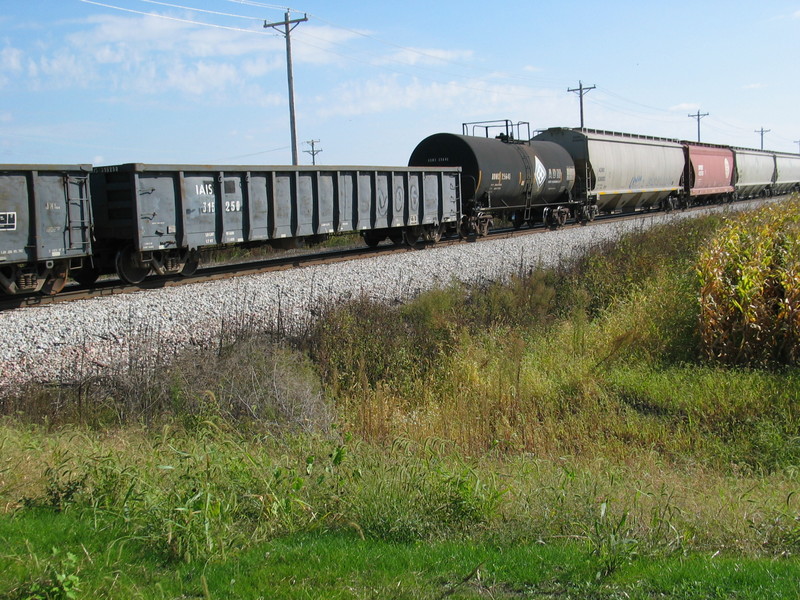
[2,121,800,296]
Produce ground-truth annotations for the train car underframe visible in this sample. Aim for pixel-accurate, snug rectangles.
[0,258,82,295]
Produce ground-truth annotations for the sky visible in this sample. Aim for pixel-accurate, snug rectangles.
[1,1,799,167]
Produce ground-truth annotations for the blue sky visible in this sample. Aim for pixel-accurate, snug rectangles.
[1,1,799,167]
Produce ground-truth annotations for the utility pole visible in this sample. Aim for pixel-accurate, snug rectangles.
[568,80,596,129]
[688,110,709,142]
[265,11,308,166]
[755,127,771,150]
[304,139,322,165]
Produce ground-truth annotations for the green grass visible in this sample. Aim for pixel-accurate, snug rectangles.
[2,516,798,599]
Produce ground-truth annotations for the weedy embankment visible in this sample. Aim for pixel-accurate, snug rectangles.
[1,199,799,598]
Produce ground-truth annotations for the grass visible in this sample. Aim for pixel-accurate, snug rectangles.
[2,198,800,596]
[2,516,798,599]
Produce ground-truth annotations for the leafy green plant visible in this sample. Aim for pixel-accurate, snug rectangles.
[5,548,81,600]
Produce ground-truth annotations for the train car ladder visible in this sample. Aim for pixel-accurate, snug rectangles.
[515,145,534,222]
[64,175,92,251]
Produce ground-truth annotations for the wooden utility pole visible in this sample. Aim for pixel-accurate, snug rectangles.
[265,11,308,165]
[688,110,709,142]
[304,139,322,165]
[568,81,595,129]
[755,127,771,150]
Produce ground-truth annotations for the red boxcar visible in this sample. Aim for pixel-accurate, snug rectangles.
[683,143,735,201]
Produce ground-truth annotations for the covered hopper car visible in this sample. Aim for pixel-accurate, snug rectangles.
[533,128,686,214]
[681,143,735,203]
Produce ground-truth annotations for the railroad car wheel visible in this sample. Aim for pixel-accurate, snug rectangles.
[181,254,200,277]
[115,246,151,285]
[404,226,425,248]
[363,231,385,248]
[388,230,404,245]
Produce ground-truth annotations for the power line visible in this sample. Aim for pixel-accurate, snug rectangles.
[135,0,259,21]
[79,0,270,34]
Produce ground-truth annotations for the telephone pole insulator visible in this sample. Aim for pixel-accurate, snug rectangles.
[568,81,596,129]
[265,11,308,166]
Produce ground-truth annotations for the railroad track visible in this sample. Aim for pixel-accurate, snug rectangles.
[0,198,773,312]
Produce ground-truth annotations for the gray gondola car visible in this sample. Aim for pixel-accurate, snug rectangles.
[408,133,575,231]
[89,164,461,283]
[533,128,685,213]
[0,165,93,295]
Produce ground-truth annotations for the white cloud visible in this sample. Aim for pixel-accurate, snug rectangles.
[1,46,23,71]
[5,13,366,106]
[742,83,764,90]
[313,74,559,122]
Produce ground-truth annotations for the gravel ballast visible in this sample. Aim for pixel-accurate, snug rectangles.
[0,206,756,391]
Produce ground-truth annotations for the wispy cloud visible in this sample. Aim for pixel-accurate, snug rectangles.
[669,102,700,112]
[2,12,371,106]
[742,83,764,90]
[373,47,473,67]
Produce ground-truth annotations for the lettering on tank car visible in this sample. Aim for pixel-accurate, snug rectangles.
[0,248,24,255]
[0,212,17,230]
[224,200,242,212]
[547,168,562,182]
[46,226,61,233]
[491,172,512,182]
[44,202,61,211]
[698,165,705,177]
